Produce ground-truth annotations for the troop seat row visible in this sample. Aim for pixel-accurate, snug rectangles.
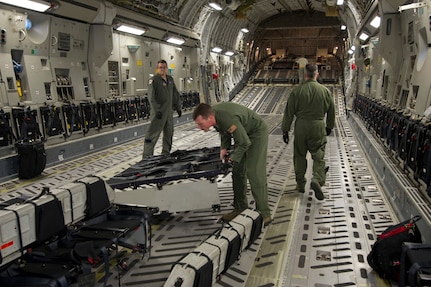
[353,95,431,195]
[0,175,153,287]
[179,91,200,109]
[0,97,150,145]
[0,91,201,147]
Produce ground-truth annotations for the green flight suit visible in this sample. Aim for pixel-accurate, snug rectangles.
[213,102,270,218]
[281,79,335,188]
[143,74,181,157]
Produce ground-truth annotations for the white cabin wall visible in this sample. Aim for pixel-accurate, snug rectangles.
[407,2,431,115]
[187,48,201,92]
[379,59,396,103]
[92,31,202,101]
[369,39,381,99]
[358,0,431,116]
[376,12,402,105]
[0,3,204,109]
[354,40,370,96]
[117,33,144,97]
[0,10,53,105]
[49,18,91,102]
[0,10,24,106]
[88,24,113,100]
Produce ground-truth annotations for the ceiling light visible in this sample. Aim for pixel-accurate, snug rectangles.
[0,0,51,12]
[370,16,381,28]
[348,49,353,54]
[351,45,356,51]
[359,32,369,41]
[212,47,222,53]
[225,51,234,56]
[336,0,344,5]
[398,2,426,12]
[115,24,146,35]
[166,36,185,45]
[241,28,249,33]
[209,2,222,10]
[341,25,346,30]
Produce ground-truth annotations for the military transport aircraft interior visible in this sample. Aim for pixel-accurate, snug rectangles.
[0,0,430,286]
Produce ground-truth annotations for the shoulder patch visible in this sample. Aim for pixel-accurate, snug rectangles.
[227,124,237,133]
[148,79,153,85]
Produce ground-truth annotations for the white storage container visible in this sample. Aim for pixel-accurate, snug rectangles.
[0,202,36,266]
[51,181,87,225]
[212,226,241,273]
[230,208,263,250]
[194,241,224,284]
[164,252,213,287]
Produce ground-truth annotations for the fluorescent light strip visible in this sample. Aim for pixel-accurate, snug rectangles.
[225,51,234,56]
[359,32,369,41]
[341,25,346,30]
[370,16,381,28]
[116,24,146,36]
[166,36,185,45]
[212,47,222,53]
[336,0,344,5]
[241,28,249,33]
[209,2,222,10]
[0,0,50,12]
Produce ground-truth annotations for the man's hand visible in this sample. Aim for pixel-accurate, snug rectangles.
[283,132,289,144]
[177,109,182,118]
[220,149,228,161]
[156,111,162,119]
[326,127,332,136]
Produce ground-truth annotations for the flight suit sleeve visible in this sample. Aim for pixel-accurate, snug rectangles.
[148,78,161,113]
[172,82,181,110]
[325,92,336,130]
[281,92,295,132]
[220,132,231,151]
[228,120,251,163]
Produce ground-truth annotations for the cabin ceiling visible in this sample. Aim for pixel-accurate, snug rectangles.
[106,0,373,26]
[105,0,374,57]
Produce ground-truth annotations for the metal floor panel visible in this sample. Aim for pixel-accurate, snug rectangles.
[0,86,404,287]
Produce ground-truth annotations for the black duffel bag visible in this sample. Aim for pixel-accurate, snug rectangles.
[16,140,46,179]
[367,215,422,283]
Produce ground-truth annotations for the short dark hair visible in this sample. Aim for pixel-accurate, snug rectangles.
[157,59,167,66]
[305,63,318,78]
[193,103,214,120]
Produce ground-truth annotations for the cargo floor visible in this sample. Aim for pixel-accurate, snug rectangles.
[0,86,404,287]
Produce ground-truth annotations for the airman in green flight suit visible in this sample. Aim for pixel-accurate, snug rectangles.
[193,102,272,225]
[143,60,182,158]
[282,63,335,200]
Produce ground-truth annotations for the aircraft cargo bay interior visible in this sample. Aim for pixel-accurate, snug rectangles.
[0,0,431,287]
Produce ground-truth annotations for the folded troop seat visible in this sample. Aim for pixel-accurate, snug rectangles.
[109,147,224,213]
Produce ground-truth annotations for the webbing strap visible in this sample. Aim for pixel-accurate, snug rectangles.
[203,240,222,276]
[3,208,25,257]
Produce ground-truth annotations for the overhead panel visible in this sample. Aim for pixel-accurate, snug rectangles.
[114,5,199,48]
[52,0,105,24]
